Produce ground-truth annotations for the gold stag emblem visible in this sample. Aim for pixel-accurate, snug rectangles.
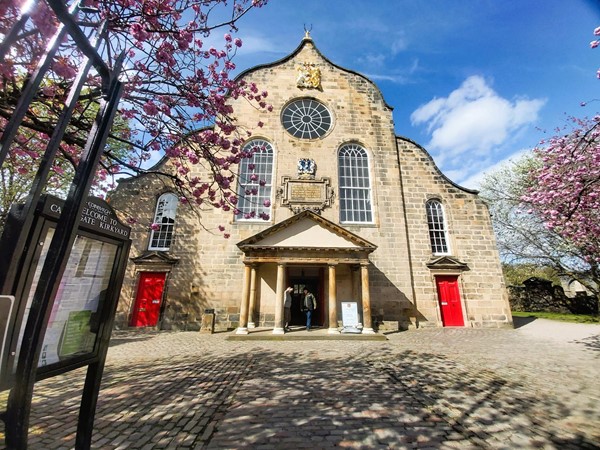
[296,62,322,90]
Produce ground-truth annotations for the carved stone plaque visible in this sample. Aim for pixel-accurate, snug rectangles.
[279,177,333,214]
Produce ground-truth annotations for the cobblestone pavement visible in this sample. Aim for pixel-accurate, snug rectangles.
[1,318,599,449]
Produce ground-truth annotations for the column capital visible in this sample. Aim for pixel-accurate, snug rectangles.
[360,261,370,267]
[327,262,339,267]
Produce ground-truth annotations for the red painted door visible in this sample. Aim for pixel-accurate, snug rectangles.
[436,275,464,327]
[130,272,167,327]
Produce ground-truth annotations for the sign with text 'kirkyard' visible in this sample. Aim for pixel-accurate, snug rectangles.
[42,196,130,240]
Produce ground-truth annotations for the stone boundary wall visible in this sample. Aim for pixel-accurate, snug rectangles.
[508,278,598,315]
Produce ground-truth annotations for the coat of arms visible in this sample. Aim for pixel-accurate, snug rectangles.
[297,158,316,179]
[296,62,322,90]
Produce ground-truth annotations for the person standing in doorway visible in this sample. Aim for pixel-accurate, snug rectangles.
[284,286,293,331]
[302,288,317,330]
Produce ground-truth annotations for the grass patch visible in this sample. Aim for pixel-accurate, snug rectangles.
[512,311,600,324]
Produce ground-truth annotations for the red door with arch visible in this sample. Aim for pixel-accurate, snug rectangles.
[130,272,167,327]
[435,275,464,327]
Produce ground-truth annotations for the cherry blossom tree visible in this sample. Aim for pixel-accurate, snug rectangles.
[517,116,600,299]
[493,26,600,303]
[0,0,271,235]
[591,25,600,78]
[479,154,595,292]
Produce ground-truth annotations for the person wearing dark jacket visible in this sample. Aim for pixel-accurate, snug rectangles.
[302,288,317,330]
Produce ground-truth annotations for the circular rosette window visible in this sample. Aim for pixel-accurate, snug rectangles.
[281,98,332,139]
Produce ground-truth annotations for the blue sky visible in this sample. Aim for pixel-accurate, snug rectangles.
[228,0,600,189]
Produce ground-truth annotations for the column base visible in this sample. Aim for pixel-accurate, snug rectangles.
[272,327,285,335]
[327,328,340,334]
[248,322,256,329]
[235,327,249,335]
[362,327,376,334]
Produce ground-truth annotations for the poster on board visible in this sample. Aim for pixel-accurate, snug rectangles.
[341,302,359,327]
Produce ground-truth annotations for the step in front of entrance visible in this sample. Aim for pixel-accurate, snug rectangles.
[226,328,387,341]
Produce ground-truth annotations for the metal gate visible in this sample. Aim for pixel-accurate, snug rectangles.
[0,1,125,448]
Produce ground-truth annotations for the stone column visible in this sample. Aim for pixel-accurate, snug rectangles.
[361,262,375,334]
[328,263,339,334]
[248,265,257,328]
[236,263,252,335]
[273,263,285,335]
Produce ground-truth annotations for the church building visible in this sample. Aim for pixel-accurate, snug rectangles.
[109,34,512,333]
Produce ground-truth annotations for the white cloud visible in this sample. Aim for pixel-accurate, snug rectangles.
[358,53,387,68]
[458,148,531,190]
[363,73,410,84]
[410,76,546,158]
[390,36,408,55]
[237,34,285,54]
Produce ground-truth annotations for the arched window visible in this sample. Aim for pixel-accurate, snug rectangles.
[338,143,373,223]
[149,193,178,251]
[236,139,274,221]
[426,200,450,255]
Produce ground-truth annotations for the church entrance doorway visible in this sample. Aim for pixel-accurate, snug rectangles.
[130,272,167,327]
[288,267,324,327]
[435,275,464,326]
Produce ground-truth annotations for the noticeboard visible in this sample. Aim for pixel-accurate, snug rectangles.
[5,195,131,381]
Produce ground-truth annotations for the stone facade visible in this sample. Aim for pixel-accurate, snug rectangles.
[109,36,512,332]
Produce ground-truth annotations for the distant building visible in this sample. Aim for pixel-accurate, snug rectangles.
[109,35,512,333]
[559,276,597,298]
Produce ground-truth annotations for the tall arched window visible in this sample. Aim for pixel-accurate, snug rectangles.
[338,143,373,223]
[149,193,178,251]
[236,139,274,221]
[426,199,450,255]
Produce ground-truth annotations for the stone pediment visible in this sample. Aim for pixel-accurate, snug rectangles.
[426,256,469,271]
[237,210,376,252]
[131,251,180,265]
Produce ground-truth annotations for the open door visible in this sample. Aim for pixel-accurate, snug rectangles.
[435,275,464,327]
[289,275,323,327]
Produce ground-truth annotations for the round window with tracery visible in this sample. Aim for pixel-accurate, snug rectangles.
[281,98,332,139]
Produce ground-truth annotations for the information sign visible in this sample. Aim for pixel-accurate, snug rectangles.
[341,302,359,327]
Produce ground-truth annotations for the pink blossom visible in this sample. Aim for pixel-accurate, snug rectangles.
[591,40,600,49]
[150,223,161,231]
[234,38,243,47]
[594,26,600,36]
[143,101,160,116]
[263,200,271,207]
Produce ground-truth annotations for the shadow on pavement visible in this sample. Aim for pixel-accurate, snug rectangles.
[576,333,600,353]
[5,344,599,449]
[512,315,537,329]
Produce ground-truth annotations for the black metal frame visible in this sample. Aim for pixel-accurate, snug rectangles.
[0,1,127,448]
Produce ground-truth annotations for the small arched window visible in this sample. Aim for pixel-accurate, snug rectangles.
[426,200,450,255]
[236,139,274,221]
[338,143,373,223]
[149,193,178,251]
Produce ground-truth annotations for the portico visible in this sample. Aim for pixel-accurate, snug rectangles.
[235,211,377,335]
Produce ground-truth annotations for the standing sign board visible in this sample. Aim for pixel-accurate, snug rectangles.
[1,195,131,385]
[341,302,362,334]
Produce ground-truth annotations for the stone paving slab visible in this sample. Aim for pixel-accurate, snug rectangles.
[0,318,599,449]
